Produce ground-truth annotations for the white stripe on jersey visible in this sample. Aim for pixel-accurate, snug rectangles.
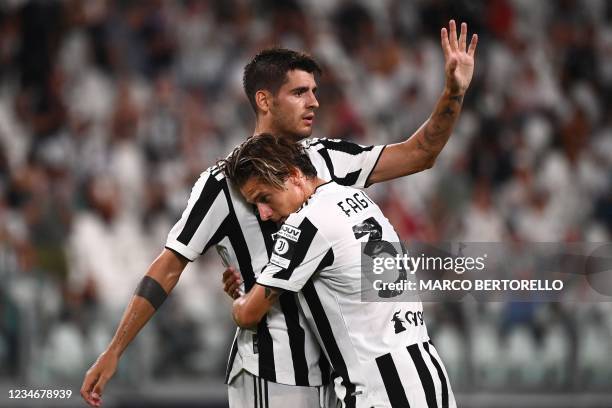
[257,182,454,407]
[165,139,384,387]
[166,169,230,260]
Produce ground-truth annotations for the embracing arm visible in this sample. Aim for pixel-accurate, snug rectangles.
[368,20,478,184]
[80,248,188,407]
[232,284,283,329]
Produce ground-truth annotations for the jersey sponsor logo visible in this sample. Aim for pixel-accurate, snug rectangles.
[271,253,291,269]
[391,310,424,333]
[277,224,301,242]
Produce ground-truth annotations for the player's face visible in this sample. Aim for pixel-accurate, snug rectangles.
[269,70,319,141]
[240,175,306,223]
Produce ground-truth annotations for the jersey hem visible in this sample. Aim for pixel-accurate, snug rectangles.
[364,144,386,188]
[225,364,326,387]
[164,241,198,261]
[256,277,301,292]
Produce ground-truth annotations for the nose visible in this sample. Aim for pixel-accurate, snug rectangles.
[308,90,319,109]
[257,203,274,221]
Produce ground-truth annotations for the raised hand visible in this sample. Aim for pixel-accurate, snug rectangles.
[441,20,478,95]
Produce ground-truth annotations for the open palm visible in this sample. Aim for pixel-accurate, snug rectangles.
[441,20,478,94]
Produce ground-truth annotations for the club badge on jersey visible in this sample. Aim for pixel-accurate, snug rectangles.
[270,225,300,269]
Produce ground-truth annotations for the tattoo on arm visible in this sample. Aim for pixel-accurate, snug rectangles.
[449,94,464,104]
[441,106,454,117]
[417,138,435,154]
[264,287,282,301]
[416,93,464,155]
[115,311,137,350]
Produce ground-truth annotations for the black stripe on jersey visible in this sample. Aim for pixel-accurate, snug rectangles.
[302,279,356,408]
[264,379,269,408]
[202,216,231,254]
[314,139,375,155]
[316,148,362,186]
[258,377,263,408]
[272,218,319,280]
[276,246,334,386]
[219,183,276,382]
[318,348,331,385]
[375,353,411,408]
[257,204,307,385]
[253,374,257,408]
[210,164,223,178]
[309,249,334,385]
[255,199,298,386]
[256,315,276,382]
[310,249,335,386]
[279,293,310,385]
[255,210,278,257]
[407,343,438,408]
[177,174,225,245]
[224,222,255,290]
[224,334,239,384]
[424,341,449,408]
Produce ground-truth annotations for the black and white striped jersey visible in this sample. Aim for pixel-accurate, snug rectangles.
[165,138,385,387]
[257,182,455,408]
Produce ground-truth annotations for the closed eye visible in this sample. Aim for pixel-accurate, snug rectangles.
[256,195,270,204]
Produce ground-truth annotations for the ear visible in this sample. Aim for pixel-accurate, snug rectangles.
[255,90,272,114]
[288,167,304,186]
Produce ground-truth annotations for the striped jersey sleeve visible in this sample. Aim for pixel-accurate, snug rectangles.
[257,215,334,292]
[165,166,229,261]
[303,138,385,188]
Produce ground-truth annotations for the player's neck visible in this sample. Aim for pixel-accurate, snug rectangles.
[253,120,302,142]
[304,177,327,199]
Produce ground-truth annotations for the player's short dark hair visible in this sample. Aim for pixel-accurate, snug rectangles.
[222,133,317,189]
[243,48,322,113]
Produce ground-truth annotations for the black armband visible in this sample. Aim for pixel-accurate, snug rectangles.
[135,276,168,310]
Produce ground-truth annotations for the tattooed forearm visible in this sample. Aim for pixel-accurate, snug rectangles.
[264,287,282,301]
[232,284,284,328]
[417,138,435,154]
[416,92,464,155]
[115,311,138,347]
[441,106,455,117]
[449,94,464,104]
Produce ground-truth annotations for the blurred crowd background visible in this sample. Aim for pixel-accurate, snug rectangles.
[0,0,611,406]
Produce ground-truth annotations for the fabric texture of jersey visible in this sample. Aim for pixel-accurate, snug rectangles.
[228,370,333,408]
[165,138,385,387]
[257,182,455,408]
